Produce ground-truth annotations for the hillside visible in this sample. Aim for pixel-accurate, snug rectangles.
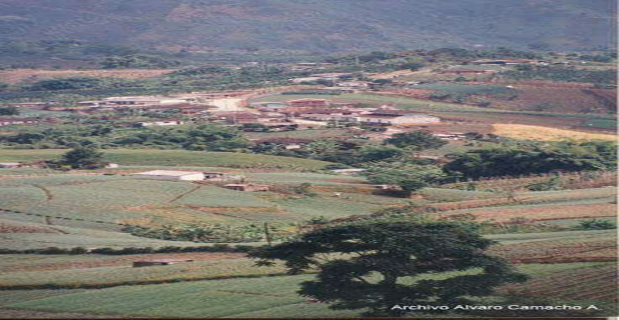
[0,0,615,53]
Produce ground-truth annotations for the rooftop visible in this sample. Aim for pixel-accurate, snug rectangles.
[134,170,204,177]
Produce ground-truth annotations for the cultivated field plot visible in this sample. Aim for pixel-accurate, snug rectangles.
[483,85,617,114]
[449,203,616,222]
[0,219,203,250]
[492,124,617,141]
[243,172,366,186]
[432,111,602,132]
[0,252,244,273]
[1,263,607,318]
[501,263,618,302]
[0,149,332,171]
[489,229,616,263]
[582,118,617,130]
[487,229,616,245]
[412,83,516,95]
[0,69,175,83]
[443,171,617,192]
[0,255,287,289]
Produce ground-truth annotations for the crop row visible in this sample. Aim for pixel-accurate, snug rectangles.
[502,264,617,302]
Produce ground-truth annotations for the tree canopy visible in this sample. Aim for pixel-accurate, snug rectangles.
[385,131,447,150]
[60,146,106,169]
[251,220,526,317]
[444,141,617,179]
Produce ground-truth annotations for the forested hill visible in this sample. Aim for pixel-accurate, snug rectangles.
[0,0,615,53]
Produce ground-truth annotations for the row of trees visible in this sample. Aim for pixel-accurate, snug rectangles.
[1,124,250,152]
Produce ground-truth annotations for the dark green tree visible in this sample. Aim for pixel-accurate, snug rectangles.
[398,178,428,196]
[60,146,105,169]
[0,106,19,116]
[385,131,447,150]
[251,221,526,317]
[444,142,616,179]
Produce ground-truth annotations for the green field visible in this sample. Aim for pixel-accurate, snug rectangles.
[0,257,286,289]
[582,118,617,130]
[2,262,612,318]
[412,83,515,95]
[0,149,332,170]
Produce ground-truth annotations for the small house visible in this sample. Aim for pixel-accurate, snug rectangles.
[135,120,184,127]
[133,259,194,268]
[203,172,227,181]
[0,118,42,126]
[0,162,22,168]
[133,170,205,181]
[330,168,367,175]
[224,183,270,192]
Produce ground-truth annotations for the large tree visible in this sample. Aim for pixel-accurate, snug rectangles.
[60,146,106,169]
[385,131,447,150]
[251,221,526,317]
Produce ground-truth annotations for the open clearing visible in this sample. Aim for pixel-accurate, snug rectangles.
[492,124,617,141]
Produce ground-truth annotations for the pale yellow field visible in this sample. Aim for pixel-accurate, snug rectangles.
[492,124,617,141]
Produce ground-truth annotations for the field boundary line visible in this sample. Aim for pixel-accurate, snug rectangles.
[31,184,53,201]
[0,271,314,291]
[168,184,204,203]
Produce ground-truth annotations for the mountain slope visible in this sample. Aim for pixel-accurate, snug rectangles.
[0,0,615,52]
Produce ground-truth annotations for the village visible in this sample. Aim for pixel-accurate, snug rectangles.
[0,29,616,318]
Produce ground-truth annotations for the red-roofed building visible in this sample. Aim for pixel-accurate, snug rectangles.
[287,99,330,108]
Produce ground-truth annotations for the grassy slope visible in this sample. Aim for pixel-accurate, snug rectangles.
[3,262,612,318]
[0,149,332,170]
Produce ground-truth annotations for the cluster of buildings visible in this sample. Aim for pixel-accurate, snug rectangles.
[250,98,440,127]
[0,117,53,127]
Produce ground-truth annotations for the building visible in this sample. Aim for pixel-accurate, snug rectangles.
[252,102,289,112]
[287,99,330,108]
[135,120,185,127]
[253,138,313,150]
[330,168,367,175]
[101,96,195,107]
[214,111,260,124]
[358,112,441,126]
[289,77,324,84]
[469,59,543,65]
[133,170,205,181]
[439,68,499,75]
[224,183,270,192]
[133,259,194,267]
[203,172,228,181]
[336,81,369,88]
[0,118,42,126]
[0,162,22,168]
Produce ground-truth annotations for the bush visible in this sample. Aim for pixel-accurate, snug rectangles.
[576,219,616,230]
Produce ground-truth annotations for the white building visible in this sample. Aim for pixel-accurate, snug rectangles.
[135,120,184,127]
[133,170,205,181]
[102,96,194,106]
[358,113,440,125]
[0,162,22,168]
